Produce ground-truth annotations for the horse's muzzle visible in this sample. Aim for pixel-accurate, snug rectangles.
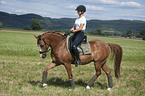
[40,53,47,59]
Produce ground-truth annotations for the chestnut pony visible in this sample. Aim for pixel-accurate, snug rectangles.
[34,31,122,90]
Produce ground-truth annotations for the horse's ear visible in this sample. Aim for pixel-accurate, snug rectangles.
[34,35,38,39]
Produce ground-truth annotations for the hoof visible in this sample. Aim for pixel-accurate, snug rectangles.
[86,85,90,89]
[69,88,75,91]
[43,83,47,89]
[107,88,111,91]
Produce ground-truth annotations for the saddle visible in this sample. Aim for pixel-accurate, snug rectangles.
[66,34,91,55]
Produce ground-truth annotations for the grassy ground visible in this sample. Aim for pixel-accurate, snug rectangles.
[0,29,145,96]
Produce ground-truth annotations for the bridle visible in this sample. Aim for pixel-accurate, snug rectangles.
[38,35,50,54]
[38,35,66,54]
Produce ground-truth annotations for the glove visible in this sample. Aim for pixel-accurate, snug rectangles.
[64,30,74,36]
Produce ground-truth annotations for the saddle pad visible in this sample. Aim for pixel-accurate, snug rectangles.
[66,35,91,55]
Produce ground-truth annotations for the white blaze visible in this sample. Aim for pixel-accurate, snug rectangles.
[39,45,43,58]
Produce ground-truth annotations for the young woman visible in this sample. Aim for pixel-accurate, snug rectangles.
[65,5,87,67]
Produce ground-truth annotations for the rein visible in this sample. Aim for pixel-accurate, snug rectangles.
[39,35,66,54]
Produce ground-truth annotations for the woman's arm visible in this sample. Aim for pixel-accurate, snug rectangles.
[73,23,84,32]
[70,24,75,30]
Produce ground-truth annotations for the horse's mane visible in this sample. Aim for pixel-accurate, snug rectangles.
[42,30,64,37]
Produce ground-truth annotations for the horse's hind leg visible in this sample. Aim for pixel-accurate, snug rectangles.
[42,62,57,88]
[102,63,113,90]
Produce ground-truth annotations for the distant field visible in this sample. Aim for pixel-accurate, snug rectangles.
[0,29,145,96]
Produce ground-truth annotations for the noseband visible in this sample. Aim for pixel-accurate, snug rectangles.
[39,35,50,54]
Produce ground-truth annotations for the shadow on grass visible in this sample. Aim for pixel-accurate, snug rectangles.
[28,81,41,86]
[95,82,107,89]
[28,77,107,89]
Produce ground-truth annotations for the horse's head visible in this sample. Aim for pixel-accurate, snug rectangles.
[34,35,50,59]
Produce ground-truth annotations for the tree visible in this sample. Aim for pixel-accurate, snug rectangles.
[96,28,102,35]
[139,30,145,36]
[139,30,145,40]
[31,18,43,30]
[0,22,3,28]
[126,30,132,37]
[142,36,145,40]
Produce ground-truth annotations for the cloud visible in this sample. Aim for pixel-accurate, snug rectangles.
[99,0,118,5]
[14,10,28,13]
[86,5,105,11]
[0,1,6,4]
[86,0,142,8]
[16,0,40,2]
[67,4,105,11]
[67,5,76,9]
[85,0,119,5]
[121,14,145,18]
[0,0,144,21]
[100,1,142,8]
[120,2,141,7]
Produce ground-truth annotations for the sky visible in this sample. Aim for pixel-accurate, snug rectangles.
[0,0,145,21]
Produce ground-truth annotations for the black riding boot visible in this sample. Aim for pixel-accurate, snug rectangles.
[72,47,82,67]
[70,49,75,64]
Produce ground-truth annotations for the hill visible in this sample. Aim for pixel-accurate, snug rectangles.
[0,11,145,34]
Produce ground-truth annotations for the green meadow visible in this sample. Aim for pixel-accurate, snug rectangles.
[0,29,145,96]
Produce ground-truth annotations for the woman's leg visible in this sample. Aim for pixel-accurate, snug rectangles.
[71,32,84,66]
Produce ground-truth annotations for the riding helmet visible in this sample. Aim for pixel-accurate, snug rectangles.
[75,5,86,12]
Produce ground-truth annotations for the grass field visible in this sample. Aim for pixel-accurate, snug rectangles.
[0,29,145,96]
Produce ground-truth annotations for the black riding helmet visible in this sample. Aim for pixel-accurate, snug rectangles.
[75,5,86,13]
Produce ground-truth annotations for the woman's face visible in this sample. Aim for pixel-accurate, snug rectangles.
[77,11,82,15]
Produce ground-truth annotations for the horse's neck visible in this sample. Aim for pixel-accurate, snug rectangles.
[45,33,64,46]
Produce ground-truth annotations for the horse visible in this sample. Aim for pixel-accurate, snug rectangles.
[34,31,122,90]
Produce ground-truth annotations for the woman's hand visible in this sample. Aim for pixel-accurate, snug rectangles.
[64,30,74,36]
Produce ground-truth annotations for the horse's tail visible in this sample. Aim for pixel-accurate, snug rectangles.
[108,43,123,78]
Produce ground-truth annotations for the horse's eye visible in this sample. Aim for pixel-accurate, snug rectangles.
[40,45,44,47]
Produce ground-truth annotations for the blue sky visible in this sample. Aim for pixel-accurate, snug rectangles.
[0,0,145,21]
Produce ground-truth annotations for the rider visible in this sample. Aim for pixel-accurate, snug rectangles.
[65,5,87,67]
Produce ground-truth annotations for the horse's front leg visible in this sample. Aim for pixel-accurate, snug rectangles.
[42,62,57,89]
[64,63,75,89]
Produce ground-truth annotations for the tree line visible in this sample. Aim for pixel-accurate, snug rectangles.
[23,18,145,41]
[1,18,145,40]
